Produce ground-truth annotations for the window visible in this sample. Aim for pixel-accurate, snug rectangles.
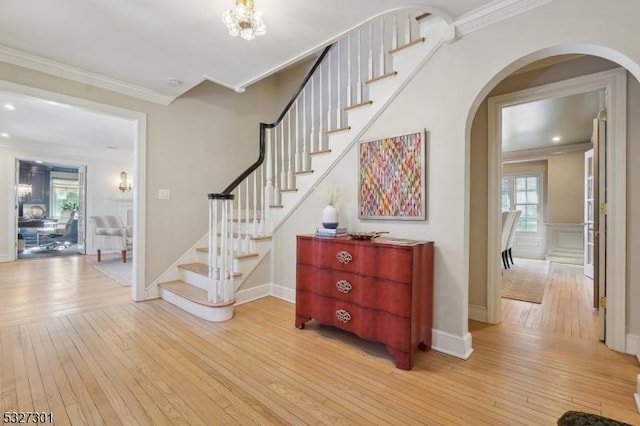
[50,178,79,218]
[501,174,541,233]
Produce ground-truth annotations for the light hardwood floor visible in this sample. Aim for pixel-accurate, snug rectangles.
[501,261,599,340]
[1,256,639,425]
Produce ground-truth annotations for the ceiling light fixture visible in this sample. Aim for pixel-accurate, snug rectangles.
[1,132,9,138]
[4,104,15,110]
[552,136,561,142]
[222,0,266,41]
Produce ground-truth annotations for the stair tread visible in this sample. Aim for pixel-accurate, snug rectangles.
[196,247,259,259]
[345,100,373,111]
[178,262,242,278]
[325,126,351,135]
[159,280,235,308]
[389,37,426,55]
[366,71,398,84]
[309,149,331,156]
[215,233,273,240]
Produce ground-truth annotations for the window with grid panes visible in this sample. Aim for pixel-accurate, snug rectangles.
[501,174,540,233]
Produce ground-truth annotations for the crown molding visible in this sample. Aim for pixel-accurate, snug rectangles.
[502,141,592,162]
[454,0,555,38]
[0,45,175,106]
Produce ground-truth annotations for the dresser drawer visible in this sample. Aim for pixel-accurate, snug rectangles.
[296,237,413,282]
[296,291,411,350]
[296,264,411,317]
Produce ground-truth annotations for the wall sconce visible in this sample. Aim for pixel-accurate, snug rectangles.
[118,171,132,192]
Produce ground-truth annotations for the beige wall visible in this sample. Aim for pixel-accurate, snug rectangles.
[468,56,619,308]
[0,59,309,285]
[627,74,640,332]
[546,151,585,224]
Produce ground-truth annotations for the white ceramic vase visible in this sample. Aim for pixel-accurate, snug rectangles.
[322,204,339,229]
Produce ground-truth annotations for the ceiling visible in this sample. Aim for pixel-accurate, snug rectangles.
[0,1,600,160]
[502,90,601,153]
[0,0,492,99]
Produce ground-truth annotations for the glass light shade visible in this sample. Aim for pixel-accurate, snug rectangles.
[222,0,266,40]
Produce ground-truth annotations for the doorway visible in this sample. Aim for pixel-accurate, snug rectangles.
[16,159,86,260]
[485,65,627,351]
[0,80,146,301]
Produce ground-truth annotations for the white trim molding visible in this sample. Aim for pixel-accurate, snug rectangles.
[487,68,627,352]
[455,0,555,38]
[432,330,474,360]
[626,333,640,359]
[0,45,174,106]
[468,304,488,322]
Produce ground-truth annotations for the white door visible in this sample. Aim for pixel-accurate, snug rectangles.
[76,166,87,254]
[591,117,607,342]
[584,149,595,279]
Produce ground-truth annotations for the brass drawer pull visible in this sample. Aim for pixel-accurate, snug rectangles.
[336,280,352,293]
[336,251,353,264]
[336,309,351,323]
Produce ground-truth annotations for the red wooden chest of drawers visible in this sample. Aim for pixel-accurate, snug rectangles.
[295,235,434,370]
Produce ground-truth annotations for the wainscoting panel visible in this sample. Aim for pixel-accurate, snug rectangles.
[512,232,545,260]
[545,223,584,265]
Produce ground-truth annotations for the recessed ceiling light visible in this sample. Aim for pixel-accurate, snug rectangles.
[35,160,43,164]
[107,146,119,150]
[1,132,9,138]
[3,104,15,110]
[552,136,561,142]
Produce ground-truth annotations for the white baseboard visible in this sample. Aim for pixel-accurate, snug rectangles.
[432,329,473,360]
[468,304,487,322]
[636,374,640,413]
[235,283,295,306]
[626,333,640,357]
[0,254,12,262]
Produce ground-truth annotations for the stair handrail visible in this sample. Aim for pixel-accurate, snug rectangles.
[209,44,334,197]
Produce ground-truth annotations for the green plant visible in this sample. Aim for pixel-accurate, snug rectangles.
[60,200,79,211]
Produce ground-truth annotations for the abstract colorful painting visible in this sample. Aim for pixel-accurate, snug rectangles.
[359,130,426,220]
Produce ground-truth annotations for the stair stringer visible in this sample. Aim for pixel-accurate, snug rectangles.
[273,36,446,234]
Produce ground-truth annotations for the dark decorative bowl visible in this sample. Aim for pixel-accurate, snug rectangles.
[347,231,388,240]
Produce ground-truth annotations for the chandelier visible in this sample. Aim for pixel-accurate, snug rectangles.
[222,0,266,41]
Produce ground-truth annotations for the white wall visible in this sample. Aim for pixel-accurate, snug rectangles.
[275,0,640,358]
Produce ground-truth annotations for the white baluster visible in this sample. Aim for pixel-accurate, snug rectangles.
[244,179,250,252]
[336,42,342,129]
[357,30,363,102]
[318,64,324,151]
[253,167,258,237]
[287,113,293,189]
[327,51,332,132]
[260,160,265,234]
[392,15,398,50]
[346,34,352,107]
[368,23,374,79]
[310,75,316,154]
[405,12,411,45]
[265,127,274,207]
[295,99,301,173]
[226,200,234,302]
[379,18,385,75]
[280,116,286,195]
[237,182,242,247]
[302,88,308,171]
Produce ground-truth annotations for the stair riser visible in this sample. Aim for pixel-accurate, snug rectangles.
[160,288,234,322]
[179,268,213,291]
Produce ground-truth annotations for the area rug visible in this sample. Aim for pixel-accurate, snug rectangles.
[501,258,550,303]
[88,254,132,287]
[557,410,631,425]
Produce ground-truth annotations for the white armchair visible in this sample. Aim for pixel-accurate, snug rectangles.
[89,215,133,263]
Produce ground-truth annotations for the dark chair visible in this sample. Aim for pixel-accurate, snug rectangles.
[35,210,75,250]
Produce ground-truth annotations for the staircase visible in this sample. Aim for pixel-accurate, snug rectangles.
[157,9,453,321]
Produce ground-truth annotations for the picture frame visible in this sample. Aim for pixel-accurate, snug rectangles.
[358,129,427,220]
